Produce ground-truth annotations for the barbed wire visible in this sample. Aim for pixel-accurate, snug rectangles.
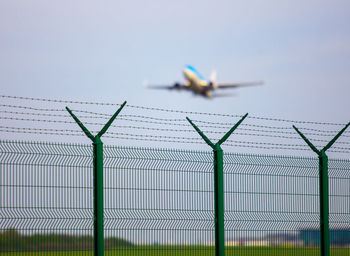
[1,128,349,154]
[0,104,65,112]
[1,104,346,132]
[1,109,349,137]
[0,126,91,134]
[1,125,350,151]
[1,120,349,142]
[1,125,350,146]
[1,95,349,155]
[1,95,348,126]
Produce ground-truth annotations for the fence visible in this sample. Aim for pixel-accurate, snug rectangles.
[0,95,350,256]
[1,140,350,256]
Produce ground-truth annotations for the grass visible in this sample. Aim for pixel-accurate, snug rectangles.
[1,246,349,256]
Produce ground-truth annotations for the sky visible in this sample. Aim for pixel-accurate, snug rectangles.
[1,1,350,244]
[1,0,350,155]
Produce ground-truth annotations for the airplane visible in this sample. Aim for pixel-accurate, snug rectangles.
[147,65,263,98]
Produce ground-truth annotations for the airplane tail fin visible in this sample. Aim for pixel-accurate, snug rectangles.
[209,70,217,89]
[210,70,217,83]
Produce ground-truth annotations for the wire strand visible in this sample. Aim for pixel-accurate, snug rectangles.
[1,125,350,145]
[1,128,349,153]
[1,94,347,126]
[1,126,349,151]
[1,110,349,137]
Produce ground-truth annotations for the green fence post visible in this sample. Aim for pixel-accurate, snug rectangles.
[187,113,248,256]
[293,122,350,256]
[66,101,127,256]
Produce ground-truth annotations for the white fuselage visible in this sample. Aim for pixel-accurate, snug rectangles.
[183,68,212,97]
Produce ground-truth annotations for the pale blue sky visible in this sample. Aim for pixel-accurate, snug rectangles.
[1,0,350,156]
[1,2,350,243]
[1,0,350,120]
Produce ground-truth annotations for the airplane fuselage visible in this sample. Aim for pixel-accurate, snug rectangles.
[183,67,212,97]
[148,65,262,99]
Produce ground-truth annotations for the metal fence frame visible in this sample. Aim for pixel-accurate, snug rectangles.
[66,105,350,256]
[1,104,349,256]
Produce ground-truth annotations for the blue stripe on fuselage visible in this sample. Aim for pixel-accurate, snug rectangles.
[185,65,206,81]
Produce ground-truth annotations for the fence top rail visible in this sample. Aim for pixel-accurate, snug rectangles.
[2,139,350,164]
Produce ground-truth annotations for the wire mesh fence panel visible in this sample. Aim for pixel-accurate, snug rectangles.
[328,159,350,255]
[0,140,94,255]
[224,153,350,256]
[103,145,215,255]
[224,154,319,255]
[1,140,350,256]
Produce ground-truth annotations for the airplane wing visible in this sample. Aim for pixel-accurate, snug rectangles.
[148,83,188,90]
[215,81,264,89]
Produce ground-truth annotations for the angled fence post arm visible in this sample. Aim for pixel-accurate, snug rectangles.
[186,117,215,148]
[218,113,248,146]
[293,121,350,256]
[292,125,320,155]
[66,107,95,141]
[187,114,248,256]
[98,101,127,138]
[323,122,350,152]
[66,102,127,256]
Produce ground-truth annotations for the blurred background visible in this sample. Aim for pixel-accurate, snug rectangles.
[1,0,350,157]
